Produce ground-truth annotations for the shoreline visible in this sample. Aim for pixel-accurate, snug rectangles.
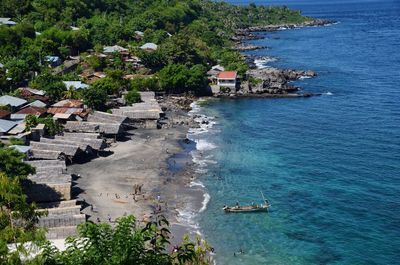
[222,18,336,98]
[67,96,208,245]
[66,18,335,251]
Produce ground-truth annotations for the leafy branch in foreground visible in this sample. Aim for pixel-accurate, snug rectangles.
[0,147,46,264]
[37,215,212,265]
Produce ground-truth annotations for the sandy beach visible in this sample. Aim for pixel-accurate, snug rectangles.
[67,100,205,243]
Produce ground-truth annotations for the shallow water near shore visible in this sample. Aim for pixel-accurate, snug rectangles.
[193,0,400,264]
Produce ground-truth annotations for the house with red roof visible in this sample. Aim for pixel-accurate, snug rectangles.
[0,109,10,119]
[11,106,47,121]
[18,87,49,103]
[47,99,90,121]
[217,71,238,90]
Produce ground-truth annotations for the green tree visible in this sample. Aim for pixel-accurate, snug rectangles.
[30,72,66,102]
[158,63,208,95]
[158,64,190,94]
[125,89,141,105]
[5,59,30,85]
[0,147,46,264]
[131,77,160,91]
[91,77,120,95]
[25,115,63,136]
[38,215,212,265]
[83,86,108,110]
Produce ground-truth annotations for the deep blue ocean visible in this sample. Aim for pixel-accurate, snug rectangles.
[191,0,400,264]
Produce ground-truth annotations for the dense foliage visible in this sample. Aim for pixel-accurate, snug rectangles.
[25,115,63,136]
[0,147,46,263]
[125,89,141,105]
[0,0,310,97]
[0,1,311,263]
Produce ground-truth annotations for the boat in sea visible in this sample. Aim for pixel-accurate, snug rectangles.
[223,192,270,213]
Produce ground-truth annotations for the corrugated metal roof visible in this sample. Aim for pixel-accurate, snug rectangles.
[53,113,72,119]
[0,18,16,25]
[45,56,60,62]
[19,87,46,96]
[140,43,158,50]
[0,109,10,118]
[28,100,47,108]
[218,71,237,79]
[10,114,27,120]
[0,95,27,107]
[63,81,89,90]
[0,119,17,133]
[47,107,84,115]
[15,106,47,115]
[7,123,25,134]
[10,145,31,153]
[52,99,83,108]
[103,45,128,53]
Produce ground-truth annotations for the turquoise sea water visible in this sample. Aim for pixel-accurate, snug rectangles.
[192,0,400,264]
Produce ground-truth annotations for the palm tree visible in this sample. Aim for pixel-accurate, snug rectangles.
[63,87,78,99]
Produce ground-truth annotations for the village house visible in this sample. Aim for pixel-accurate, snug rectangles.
[140,43,158,52]
[63,81,89,91]
[103,45,128,54]
[10,106,47,121]
[0,109,11,119]
[134,30,144,40]
[217,71,239,90]
[27,100,47,108]
[0,18,17,26]
[0,95,28,112]
[45,56,62,67]
[79,72,106,83]
[19,87,49,103]
[0,119,17,136]
[53,58,80,75]
[207,65,225,84]
[47,99,90,121]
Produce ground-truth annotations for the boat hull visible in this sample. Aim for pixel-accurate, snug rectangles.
[223,206,269,213]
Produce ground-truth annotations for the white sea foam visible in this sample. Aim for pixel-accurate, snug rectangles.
[190,180,205,188]
[195,139,216,151]
[325,92,333,96]
[299,75,312,80]
[199,193,211,213]
[254,58,277,69]
[176,208,200,231]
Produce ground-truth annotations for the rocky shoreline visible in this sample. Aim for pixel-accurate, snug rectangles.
[222,19,336,98]
[237,19,336,34]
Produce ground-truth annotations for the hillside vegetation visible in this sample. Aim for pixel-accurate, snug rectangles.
[0,0,310,98]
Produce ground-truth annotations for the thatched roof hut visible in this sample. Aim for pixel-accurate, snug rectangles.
[26,160,67,170]
[55,135,105,150]
[64,121,123,135]
[30,149,64,160]
[40,137,89,151]
[62,132,101,139]
[89,111,128,124]
[30,141,80,157]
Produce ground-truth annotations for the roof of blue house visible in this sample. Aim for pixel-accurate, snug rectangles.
[0,119,18,133]
[63,81,89,90]
[0,95,27,107]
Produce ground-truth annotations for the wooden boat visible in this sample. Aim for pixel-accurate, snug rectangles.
[223,192,270,213]
[223,204,269,213]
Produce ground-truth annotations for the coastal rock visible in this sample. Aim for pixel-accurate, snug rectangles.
[239,19,336,33]
[234,44,268,51]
